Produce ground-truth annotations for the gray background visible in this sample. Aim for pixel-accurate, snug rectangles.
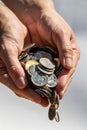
[0,0,87,130]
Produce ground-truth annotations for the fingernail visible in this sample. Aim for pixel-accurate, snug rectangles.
[65,58,73,68]
[16,77,26,89]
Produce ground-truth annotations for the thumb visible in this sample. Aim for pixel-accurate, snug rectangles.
[0,42,27,89]
[52,32,73,69]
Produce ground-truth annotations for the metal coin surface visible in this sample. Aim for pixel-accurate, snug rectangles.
[35,89,45,97]
[39,88,52,98]
[38,66,54,75]
[48,105,56,120]
[19,52,28,62]
[55,112,60,122]
[47,74,58,88]
[39,58,55,70]
[28,65,36,76]
[31,71,48,87]
[43,86,52,93]
[25,60,39,71]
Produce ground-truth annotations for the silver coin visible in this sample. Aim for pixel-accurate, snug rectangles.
[31,71,48,87]
[39,88,52,98]
[35,89,45,97]
[19,43,35,61]
[38,64,55,72]
[39,90,50,98]
[27,65,36,76]
[39,58,55,70]
[43,86,52,93]
[55,112,60,122]
[38,66,54,75]
[47,74,58,88]
[35,88,51,98]
[19,52,28,61]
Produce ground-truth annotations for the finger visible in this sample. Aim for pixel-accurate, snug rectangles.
[52,31,73,69]
[0,69,48,107]
[58,77,72,99]
[0,42,27,89]
[56,69,71,92]
[56,39,80,95]
[71,37,80,66]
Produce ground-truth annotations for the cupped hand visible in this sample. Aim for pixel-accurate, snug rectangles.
[1,0,80,100]
[0,4,48,106]
[7,1,80,99]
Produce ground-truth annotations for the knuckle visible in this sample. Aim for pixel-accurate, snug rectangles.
[8,65,19,75]
[63,47,73,58]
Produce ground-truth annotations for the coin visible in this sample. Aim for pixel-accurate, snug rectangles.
[27,65,36,76]
[25,60,39,71]
[19,43,35,61]
[19,52,29,62]
[38,65,54,75]
[55,112,60,122]
[39,88,52,98]
[55,64,63,76]
[31,71,48,87]
[35,89,45,97]
[48,105,56,120]
[39,58,55,70]
[54,58,60,68]
[43,86,52,93]
[19,45,62,123]
[47,74,58,88]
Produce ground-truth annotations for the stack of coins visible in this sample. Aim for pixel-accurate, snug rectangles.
[19,43,63,122]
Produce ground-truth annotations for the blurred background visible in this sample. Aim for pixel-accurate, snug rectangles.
[0,0,87,130]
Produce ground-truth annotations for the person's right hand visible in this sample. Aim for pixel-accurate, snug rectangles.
[0,4,48,107]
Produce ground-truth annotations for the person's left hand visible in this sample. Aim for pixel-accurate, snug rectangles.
[2,0,80,99]
[0,4,48,107]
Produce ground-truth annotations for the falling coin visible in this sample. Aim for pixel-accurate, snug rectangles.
[55,111,60,122]
[48,105,56,120]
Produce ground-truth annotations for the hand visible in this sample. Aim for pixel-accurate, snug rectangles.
[3,0,80,99]
[2,0,80,100]
[22,10,80,99]
[0,4,48,107]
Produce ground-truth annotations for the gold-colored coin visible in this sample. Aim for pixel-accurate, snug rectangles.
[25,60,39,71]
[54,58,60,68]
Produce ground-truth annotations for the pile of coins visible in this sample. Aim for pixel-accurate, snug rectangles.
[19,43,63,122]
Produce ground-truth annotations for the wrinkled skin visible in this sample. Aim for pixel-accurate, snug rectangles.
[0,0,80,106]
